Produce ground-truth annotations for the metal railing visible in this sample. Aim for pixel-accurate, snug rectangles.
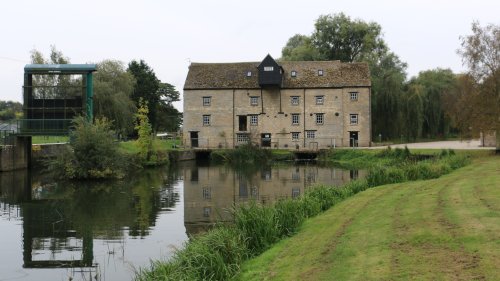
[15,119,73,135]
[185,136,352,150]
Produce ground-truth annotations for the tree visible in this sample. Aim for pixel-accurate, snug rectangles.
[93,60,137,136]
[0,100,22,120]
[411,69,457,138]
[127,60,160,130]
[281,34,320,61]
[135,99,154,162]
[458,22,500,149]
[311,13,386,62]
[155,82,182,132]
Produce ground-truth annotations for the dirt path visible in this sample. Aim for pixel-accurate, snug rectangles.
[371,140,494,150]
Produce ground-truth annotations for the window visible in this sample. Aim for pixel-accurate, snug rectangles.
[315,95,324,105]
[250,96,259,106]
[350,114,359,125]
[318,69,324,76]
[316,113,324,125]
[291,70,297,77]
[291,114,300,125]
[203,207,211,217]
[350,92,358,101]
[264,66,274,71]
[236,133,249,143]
[203,96,211,106]
[292,132,300,141]
[203,115,211,126]
[291,96,299,105]
[306,131,316,139]
[202,187,211,199]
[246,71,252,77]
[250,115,258,126]
[292,188,301,198]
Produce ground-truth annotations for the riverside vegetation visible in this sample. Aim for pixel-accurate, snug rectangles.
[135,147,476,281]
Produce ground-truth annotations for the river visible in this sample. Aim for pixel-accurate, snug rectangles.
[0,160,363,281]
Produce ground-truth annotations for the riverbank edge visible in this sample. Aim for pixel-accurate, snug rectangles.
[134,150,476,281]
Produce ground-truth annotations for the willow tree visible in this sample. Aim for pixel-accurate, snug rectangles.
[458,22,500,150]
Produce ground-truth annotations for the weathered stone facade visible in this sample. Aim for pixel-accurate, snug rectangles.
[183,56,371,149]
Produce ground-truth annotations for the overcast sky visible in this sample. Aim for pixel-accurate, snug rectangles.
[1,0,499,110]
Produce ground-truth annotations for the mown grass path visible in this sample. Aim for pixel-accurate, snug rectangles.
[236,157,500,281]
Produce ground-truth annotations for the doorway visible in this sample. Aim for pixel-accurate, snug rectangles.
[190,131,199,148]
[238,116,247,131]
[261,133,271,147]
[349,131,358,147]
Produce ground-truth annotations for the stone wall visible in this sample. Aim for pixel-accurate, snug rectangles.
[183,86,371,149]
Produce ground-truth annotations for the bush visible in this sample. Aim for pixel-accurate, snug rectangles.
[48,117,126,179]
[212,144,271,164]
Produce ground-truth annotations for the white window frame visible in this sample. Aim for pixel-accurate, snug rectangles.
[246,71,252,77]
[203,96,211,106]
[250,96,259,106]
[291,114,300,125]
[236,133,250,143]
[264,66,274,71]
[291,96,299,105]
[350,114,359,125]
[316,113,324,125]
[203,115,211,126]
[291,70,297,77]
[292,132,300,141]
[315,95,324,105]
[318,69,324,76]
[306,131,316,139]
[250,115,258,126]
[350,92,358,101]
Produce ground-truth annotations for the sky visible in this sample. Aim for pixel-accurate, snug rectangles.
[1,0,499,111]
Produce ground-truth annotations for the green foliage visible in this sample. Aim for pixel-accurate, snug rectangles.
[128,60,161,129]
[281,34,320,61]
[135,100,154,163]
[311,13,386,62]
[155,82,182,132]
[48,117,126,179]
[0,100,22,121]
[211,144,272,164]
[94,59,137,136]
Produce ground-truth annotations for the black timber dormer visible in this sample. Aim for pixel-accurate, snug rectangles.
[258,54,283,88]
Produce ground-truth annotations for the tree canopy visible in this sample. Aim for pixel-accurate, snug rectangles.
[93,60,137,136]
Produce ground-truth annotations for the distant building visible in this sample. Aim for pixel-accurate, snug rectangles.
[182,55,371,149]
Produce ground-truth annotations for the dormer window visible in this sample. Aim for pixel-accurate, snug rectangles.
[246,71,252,77]
[264,66,274,71]
[318,69,324,76]
[291,71,297,77]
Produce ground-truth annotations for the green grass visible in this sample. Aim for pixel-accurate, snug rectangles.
[32,135,69,144]
[118,138,180,154]
[235,156,500,281]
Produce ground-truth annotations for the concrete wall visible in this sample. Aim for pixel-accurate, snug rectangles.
[183,86,371,149]
[0,137,31,171]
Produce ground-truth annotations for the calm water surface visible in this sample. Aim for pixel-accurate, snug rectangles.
[0,161,362,281]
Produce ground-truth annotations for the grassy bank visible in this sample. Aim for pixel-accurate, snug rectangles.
[135,150,475,281]
[236,156,499,280]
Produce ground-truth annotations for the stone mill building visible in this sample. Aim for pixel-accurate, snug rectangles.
[182,55,371,149]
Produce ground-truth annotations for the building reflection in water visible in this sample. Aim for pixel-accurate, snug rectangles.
[183,161,365,234]
[0,166,180,280]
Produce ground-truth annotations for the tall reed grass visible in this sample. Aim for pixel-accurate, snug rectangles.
[135,151,470,281]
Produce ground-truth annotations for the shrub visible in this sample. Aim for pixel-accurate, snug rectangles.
[48,117,126,179]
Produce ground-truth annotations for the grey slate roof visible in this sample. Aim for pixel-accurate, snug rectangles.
[184,60,370,89]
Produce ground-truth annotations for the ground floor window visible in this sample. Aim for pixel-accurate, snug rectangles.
[292,132,300,141]
[306,131,316,139]
[236,133,250,143]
